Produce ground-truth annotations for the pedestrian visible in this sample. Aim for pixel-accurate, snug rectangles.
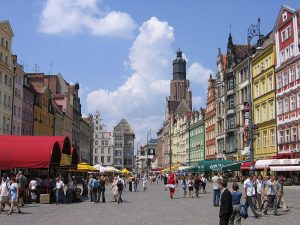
[111,177,118,202]
[91,176,99,203]
[229,183,242,225]
[219,179,232,225]
[187,175,194,198]
[256,175,264,211]
[116,176,125,203]
[201,174,207,194]
[194,175,201,198]
[7,177,21,214]
[274,175,285,215]
[244,175,261,218]
[167,173,176,199]
[212,172,221,206]
[0,175,10,213]
[142,176,147,191]
[54,176,64,204]
[29,177,38,202]
[88,175,94,203]
[99,176,106,203]
[16,171,27,207]
[181,176,187,197]
[67,175,75,203]
[263,175,277,215]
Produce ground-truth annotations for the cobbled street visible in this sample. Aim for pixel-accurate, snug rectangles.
[1,183,300,225]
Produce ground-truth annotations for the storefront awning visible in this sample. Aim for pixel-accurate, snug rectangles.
[270,166,300,171]
[255,159,280,169]
[221,161,244,172]
[0,136,62,169]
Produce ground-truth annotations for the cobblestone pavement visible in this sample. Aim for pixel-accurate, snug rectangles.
[1,183,300,225]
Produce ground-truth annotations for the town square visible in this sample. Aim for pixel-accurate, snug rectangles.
[1,1,300,225]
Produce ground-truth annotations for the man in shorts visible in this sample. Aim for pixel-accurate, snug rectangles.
[0,175,10,212]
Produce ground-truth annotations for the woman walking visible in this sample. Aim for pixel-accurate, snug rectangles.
[167,173,176,199]
[229,183,242,225]
[181,176,187,197]
[201,174,207,194]
[187,175,194,198]
[8,177,21,214]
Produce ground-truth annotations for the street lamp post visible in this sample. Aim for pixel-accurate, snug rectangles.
[188,120,191,166]
[247,18,262,175]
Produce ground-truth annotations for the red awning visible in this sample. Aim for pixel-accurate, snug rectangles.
[0,136,62,169]
[240,161,251,170]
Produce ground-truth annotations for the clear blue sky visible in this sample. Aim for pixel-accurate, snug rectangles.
[1,0,298,145]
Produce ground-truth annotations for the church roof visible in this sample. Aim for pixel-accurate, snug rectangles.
[175,99,191,116]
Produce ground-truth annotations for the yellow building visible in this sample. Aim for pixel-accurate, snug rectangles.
[33,86,54,136]
[252,35,277,159]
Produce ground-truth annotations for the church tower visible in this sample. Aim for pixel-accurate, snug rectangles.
[168,49,192,114]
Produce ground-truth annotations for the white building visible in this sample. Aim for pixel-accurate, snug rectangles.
[92,111,113,166]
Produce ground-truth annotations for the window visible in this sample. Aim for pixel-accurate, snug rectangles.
[0,71,2,82]
[105,140,108,145]
[284,98,289,112]
[228,95,234,109]
[255,83,259,97]
[94,156,98,164]
[262,79,266,94]
[285,129,290,143]
[94,140,98,145]
[266,58,269,68]
[282,12,287,22]
[101,140,104,146]
[277,74,282,88]
[96,121,98,124]
[227,116,235,129]
[291,95,296,110]
[283,71,288,86]
[101,156,105,164]
[290,44,294,57]
[268,76,273,91]
[95,148,98,154]
[101,148,104,154]
[107,156,111,163]
[227,77,234,90]
[263,130,268,147]
[4,74,7,84]
[297,64,300,80]
[271,129,275,146]
[290,67,295,82]
[257,132,261,148]
[269,101,275,119]
[262,104,267,122]
[279,131,284,144]
[286,48,290,59]
[108,148,111,154]
[281,51,285,63]
[292,127,297,142]
[255,107,260,123]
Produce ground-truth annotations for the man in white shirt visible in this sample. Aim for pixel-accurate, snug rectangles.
[0,176,10,212]
[29,177,38,202]
[212,172,221,206]
[263,175,276,215]
[55,176,64,204]
[244,175,261,218]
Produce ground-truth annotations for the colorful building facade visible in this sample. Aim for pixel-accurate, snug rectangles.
[252,34,277,159]
[274,6,300,157]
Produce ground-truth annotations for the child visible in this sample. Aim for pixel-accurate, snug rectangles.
[142,177,147,191]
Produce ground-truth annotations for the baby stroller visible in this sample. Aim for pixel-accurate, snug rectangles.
[73,188,82,202]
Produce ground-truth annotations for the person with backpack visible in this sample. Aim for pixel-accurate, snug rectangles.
[98,176,107,203]
[229,183,242,225]
[116,175,124,203]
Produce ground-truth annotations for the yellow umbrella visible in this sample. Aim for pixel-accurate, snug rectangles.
[121,168,131,174]
[77,162,98,172]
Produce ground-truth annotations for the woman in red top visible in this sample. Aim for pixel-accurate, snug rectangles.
[167,173,176,199]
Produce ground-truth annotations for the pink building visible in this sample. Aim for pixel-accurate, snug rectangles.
[12,55,23,135]
[275,6,300,158]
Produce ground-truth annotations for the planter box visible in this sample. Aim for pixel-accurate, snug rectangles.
[39,194,50,204]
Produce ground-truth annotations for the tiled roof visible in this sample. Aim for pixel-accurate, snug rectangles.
[234,45,249,60]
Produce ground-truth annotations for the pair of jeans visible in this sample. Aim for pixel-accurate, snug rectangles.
[98,188,105,203]
[55,189,63,203]
[245,196,260,217]
[229,205,241,225]
[117,190,123,203]
[213,189,220,206]
[256,193,262,210]
[263,195,276,214]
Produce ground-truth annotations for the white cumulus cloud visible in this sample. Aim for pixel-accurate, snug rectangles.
[187,62,213,85]
[87,17,174,144]
[39,0,136,38]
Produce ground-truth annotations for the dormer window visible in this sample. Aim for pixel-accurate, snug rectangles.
[282,12,288,22]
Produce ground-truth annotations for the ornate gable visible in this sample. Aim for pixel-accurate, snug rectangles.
[0,20,14,38]
[274,5,296,30]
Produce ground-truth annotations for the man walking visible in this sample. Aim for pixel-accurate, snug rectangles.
[117,175,125,203]
[16,171,27,207]
[219,180,233,225]
[244,175,261,218]
[212,172,221,206]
